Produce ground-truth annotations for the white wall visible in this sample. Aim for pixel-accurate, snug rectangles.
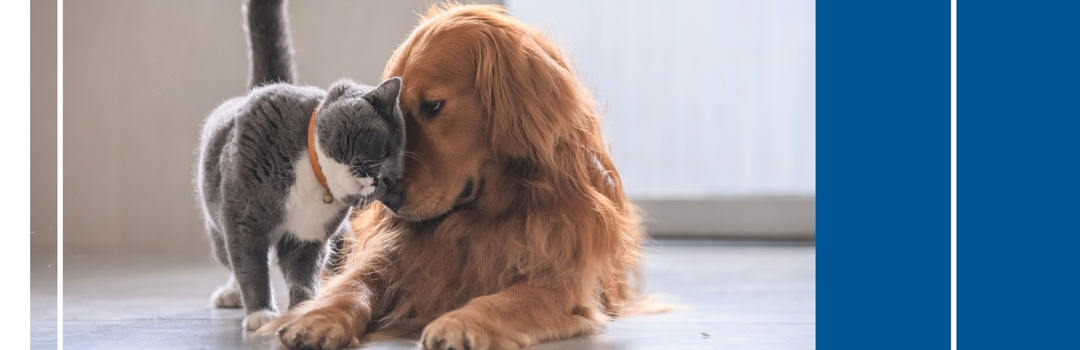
[61,0,813,254]
[507,0,816,199]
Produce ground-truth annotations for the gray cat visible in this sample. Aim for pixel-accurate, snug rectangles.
[195,0,405,331]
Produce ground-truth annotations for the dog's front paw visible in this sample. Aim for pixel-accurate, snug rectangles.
[421,312,530,350]
[275,308,361,350]
[243,309,279,331]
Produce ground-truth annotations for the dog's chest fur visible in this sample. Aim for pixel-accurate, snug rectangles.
[367,224,525,330]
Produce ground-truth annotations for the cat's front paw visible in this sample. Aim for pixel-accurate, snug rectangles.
[211,283,242,309]
[244,309,280,331]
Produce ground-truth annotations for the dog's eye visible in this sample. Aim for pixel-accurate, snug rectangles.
[419,100,444,119]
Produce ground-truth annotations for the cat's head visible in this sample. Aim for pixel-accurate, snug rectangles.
[315,77,405,207]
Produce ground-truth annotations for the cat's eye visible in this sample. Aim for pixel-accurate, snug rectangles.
[380,148,390,159]
[419,100,444,119]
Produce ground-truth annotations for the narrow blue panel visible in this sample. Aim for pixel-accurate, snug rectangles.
[959,1,1080,348]
[818,0,950,348]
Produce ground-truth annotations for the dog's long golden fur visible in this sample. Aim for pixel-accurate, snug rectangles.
[265,4,645,349]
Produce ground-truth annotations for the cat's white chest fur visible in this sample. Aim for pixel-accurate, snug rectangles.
[278,154,348,242]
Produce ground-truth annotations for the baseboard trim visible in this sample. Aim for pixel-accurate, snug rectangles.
[632,197,815,241]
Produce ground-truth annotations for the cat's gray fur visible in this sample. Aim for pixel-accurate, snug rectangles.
[195,0,405,331]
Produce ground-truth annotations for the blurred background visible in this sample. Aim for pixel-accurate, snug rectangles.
[39,0,813,257]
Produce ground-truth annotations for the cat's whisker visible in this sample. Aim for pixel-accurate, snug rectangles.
[402,151,435,174]
[403,151,424,164]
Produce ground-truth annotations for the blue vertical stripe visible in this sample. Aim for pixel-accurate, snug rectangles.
[818,0,950,348]
[960,1,1080,348]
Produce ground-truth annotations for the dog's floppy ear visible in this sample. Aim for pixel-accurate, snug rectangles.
[475,25,573,168]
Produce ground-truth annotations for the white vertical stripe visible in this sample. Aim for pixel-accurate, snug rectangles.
[56,0,65,347]
[951,0,958,348]
[5,0,31,347]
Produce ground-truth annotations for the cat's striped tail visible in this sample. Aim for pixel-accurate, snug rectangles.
[243,0,296,89]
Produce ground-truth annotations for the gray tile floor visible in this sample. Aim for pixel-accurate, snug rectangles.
[31,248,57,350]
[37,239,815,350]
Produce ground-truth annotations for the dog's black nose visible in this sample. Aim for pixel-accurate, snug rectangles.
[380,185,405,212]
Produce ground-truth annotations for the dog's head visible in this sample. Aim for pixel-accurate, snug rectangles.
[379,4,600,221]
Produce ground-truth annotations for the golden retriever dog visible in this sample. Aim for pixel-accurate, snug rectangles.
[264,4,646,349]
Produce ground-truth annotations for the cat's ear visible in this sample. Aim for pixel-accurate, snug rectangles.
[325,79,360,104]
[365,77,402,112]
